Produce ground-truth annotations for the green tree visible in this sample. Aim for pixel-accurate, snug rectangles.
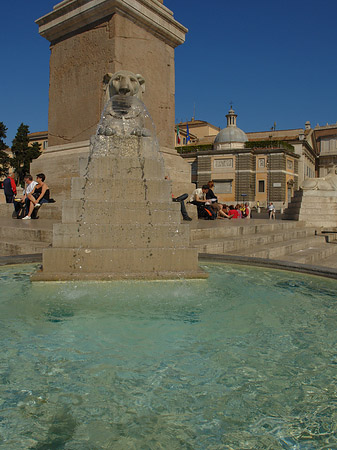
[11,123,41,185]
[0,122,11,178]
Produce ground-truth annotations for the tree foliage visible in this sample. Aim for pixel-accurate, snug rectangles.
[0,122,11,178]
[11,123,41,185]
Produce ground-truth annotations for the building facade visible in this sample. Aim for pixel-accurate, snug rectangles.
[178,108,300,208]
[312,122,337,176]
[28,131,48,152]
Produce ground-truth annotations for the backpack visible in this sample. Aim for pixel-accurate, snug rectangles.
[202,206,217,220]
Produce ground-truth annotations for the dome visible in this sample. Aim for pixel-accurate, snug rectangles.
[214,106,248,145]
[214,126,248,144]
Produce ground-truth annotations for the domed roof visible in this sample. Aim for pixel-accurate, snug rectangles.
[214,126,248,144]
[214,106,248,144]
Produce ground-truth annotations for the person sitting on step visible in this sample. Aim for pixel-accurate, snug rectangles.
[189,185,210,218]
[172,193,192,221]
[14,174,38,219]
[206,181,233,219]
[22,173,50,220]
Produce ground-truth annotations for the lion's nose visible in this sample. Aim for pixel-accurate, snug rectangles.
[119,87,130,95]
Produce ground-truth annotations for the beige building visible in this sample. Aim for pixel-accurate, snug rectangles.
[246,121,316,187]
[28,131,48,152]
[177,108,301,208]
[312,122,337,176]
[175,119,219,146]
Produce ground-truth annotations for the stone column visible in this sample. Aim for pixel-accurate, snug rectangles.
[36,0,187,149]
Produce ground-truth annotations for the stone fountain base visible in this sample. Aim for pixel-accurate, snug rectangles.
[32,134,205,281]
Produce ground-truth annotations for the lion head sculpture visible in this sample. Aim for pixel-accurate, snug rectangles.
[103,70,145,104]
[99,70,151,138]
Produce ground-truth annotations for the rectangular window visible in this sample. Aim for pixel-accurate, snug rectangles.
[43,140,48,150]
[214,181,232,194]
[258,180,265,193]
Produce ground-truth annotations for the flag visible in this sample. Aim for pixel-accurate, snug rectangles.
[176,125,181,144]
[186,123,191,144]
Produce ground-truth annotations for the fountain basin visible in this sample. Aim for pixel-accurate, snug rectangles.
[1,263,336,449]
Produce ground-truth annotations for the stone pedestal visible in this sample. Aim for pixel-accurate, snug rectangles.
[36,0,187,148]
[283,189,337,228]
[30,142,197,209]
[32,135,204,281]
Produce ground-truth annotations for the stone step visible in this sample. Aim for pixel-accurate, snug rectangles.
[229,235,327,260]
[284,217,337,229]
[190,220,307,242]
[285,203,337,212]
[0,239,51,256]
[79,154,165,179]
[39,246,199,277]
[0,217,55,256]
[61,199,182,224]
[53,222,190,248]
[316,249,337,268]
[0,224,52,242]
[0,203,62,220]
[276,242,337,265]
[192,227,317,254]
[71,177,172,201]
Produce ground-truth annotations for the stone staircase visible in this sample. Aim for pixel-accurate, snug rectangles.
[1,198,337,270]
[283,189,337,228]
[0,203,61,256]
[191,220,337,267]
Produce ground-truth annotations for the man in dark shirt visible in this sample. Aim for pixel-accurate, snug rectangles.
[3,173,17,203]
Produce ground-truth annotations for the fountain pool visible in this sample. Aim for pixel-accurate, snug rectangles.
[0,263,336,449]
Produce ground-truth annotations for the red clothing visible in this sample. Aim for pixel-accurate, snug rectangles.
[229,209,239,219]
[10,177,17,195]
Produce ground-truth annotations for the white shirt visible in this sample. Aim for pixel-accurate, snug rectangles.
[23,181,38,196]
[191,188,206,202]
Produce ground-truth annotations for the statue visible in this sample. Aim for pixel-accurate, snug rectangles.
[103,70,145,102]
[99,70,150,137]
[300,165,337,191]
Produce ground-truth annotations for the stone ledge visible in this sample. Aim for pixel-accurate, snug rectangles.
[31,267,208,281]
[199,253,337,281]
[0,254,42,266]
[36,0,187,47]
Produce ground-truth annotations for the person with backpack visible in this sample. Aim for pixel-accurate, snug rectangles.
[206,180,233,219]
[189,185,214,219]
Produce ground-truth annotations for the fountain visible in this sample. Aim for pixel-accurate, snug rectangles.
[32,71,205,281]
[2,262,337,448]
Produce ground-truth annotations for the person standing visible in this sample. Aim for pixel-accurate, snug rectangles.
[3,172,17,203]
[268,202,276,219]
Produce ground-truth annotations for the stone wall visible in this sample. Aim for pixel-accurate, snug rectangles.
[267,154,286,203]
[235,153,255,202]
[48,13,176,148]
[196,155,211,187]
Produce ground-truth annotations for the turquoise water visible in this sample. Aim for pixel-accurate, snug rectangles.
[0,263,336,450]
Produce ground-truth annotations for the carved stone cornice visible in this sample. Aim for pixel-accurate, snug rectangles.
[36,0,187,47]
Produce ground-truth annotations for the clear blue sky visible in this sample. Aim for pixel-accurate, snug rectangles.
[1,0,336,146]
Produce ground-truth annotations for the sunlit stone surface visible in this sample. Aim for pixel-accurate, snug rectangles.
[33,95,202,281]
